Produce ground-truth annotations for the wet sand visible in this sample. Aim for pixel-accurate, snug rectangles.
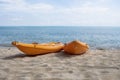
[0,47,120,80]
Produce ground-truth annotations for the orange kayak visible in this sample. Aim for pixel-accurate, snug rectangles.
[12,41,64,55]
[63,40,89,55]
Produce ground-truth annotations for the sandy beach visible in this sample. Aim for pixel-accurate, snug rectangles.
[0,47,120,80]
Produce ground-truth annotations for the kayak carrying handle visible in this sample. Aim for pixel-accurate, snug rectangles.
[11,41,19,46]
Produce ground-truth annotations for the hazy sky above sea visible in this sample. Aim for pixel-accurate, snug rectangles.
[0,0,120,26]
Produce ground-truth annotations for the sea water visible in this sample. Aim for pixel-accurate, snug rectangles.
[0,26,120,49]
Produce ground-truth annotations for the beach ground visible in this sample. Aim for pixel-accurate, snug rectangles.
[0,47,120,80]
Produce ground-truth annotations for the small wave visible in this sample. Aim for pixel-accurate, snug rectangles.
[0,44,14,47]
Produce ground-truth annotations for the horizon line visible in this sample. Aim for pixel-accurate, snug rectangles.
[0,26,120,27]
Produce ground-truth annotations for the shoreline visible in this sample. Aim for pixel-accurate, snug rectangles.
[0,44,119,51]
[0,47,120,80]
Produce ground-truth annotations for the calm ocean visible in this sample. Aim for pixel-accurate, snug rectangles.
[0,26,120,49]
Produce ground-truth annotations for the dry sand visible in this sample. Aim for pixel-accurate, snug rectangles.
[0,47,120,80]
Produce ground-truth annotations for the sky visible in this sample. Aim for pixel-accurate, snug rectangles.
[0,0,120,26]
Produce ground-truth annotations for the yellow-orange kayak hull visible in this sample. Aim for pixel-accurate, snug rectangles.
[63,40,89,55]
[12,41,64,55]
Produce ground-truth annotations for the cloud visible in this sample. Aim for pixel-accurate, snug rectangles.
[0,0,120,26]
[11,17,23,21]
[0,0,54,13]
[59,7,109,14]
[0,0,110,14]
